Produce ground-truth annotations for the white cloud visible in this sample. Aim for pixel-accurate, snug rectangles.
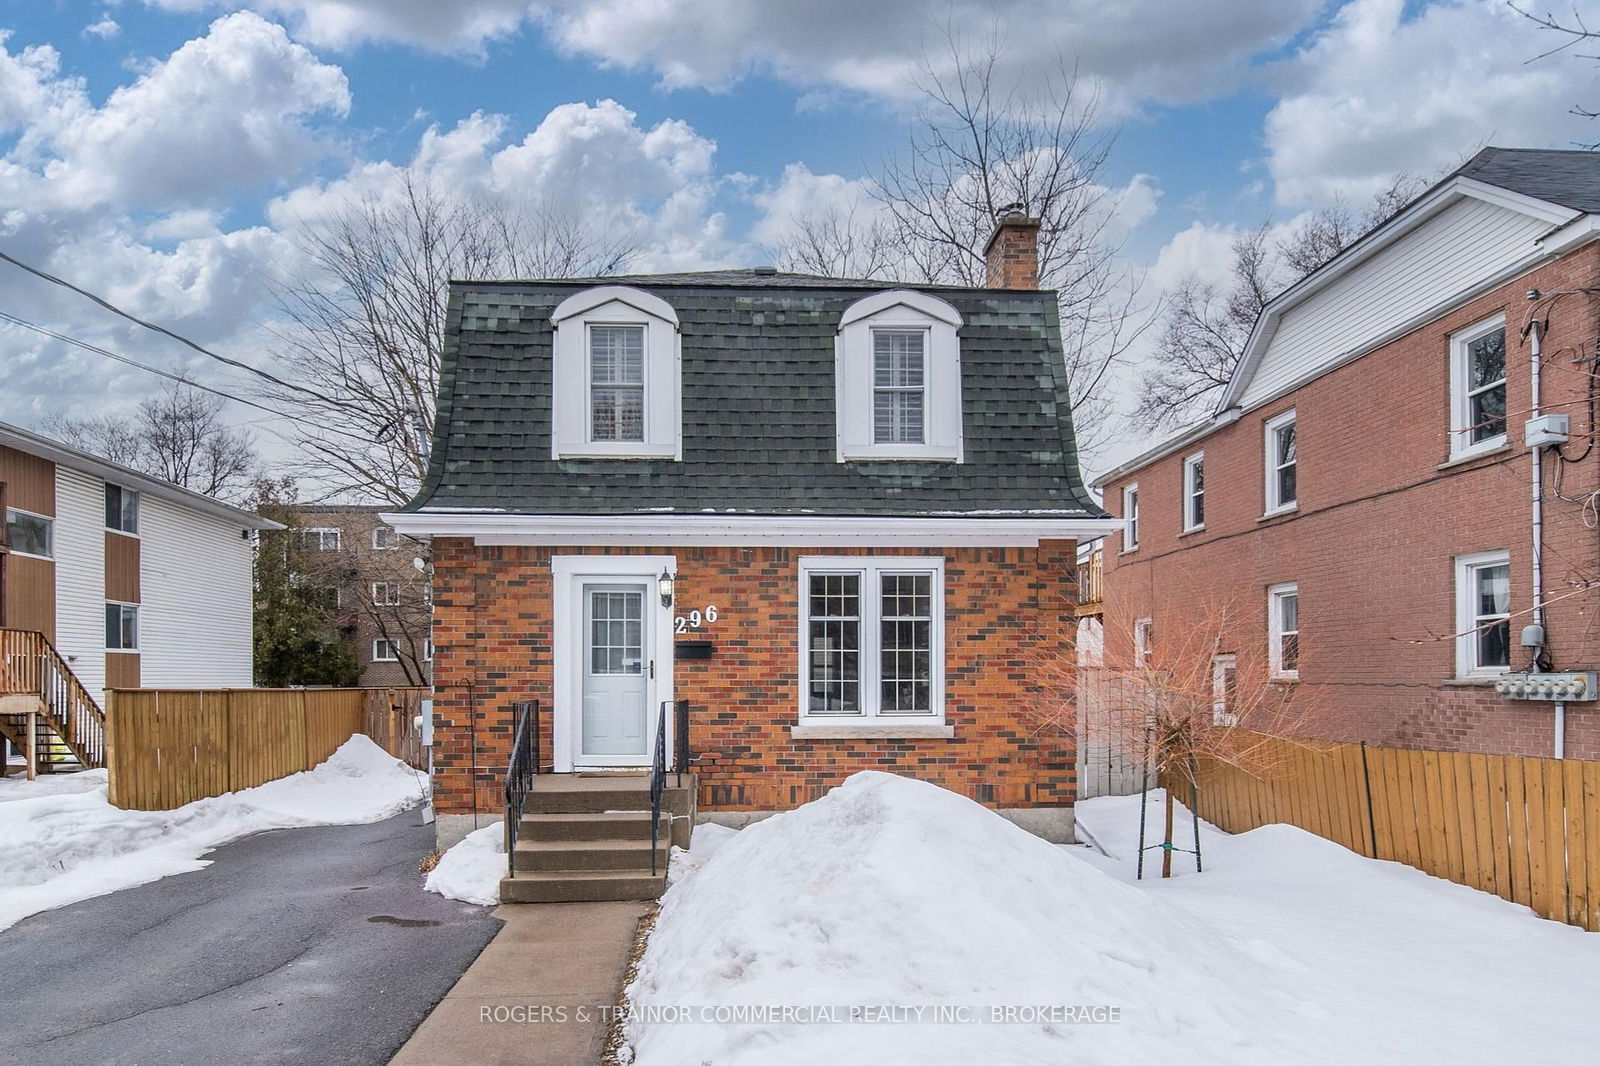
[146,0,538,53]
[1147,221,1241,293]
[1264,0,1600,206]
[82,15,121,40]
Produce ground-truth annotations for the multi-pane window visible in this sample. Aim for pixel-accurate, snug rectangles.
[801,559,943,722]
[1265,411,1297,514]
[105,485,138,534]
[1183,453,1205,531]
[5,509,52,558]
[372,638,398,662]
[371,582,400,606]
[1122,484,1140,551]
[590,590,644,674]
[372,526,399,550]
[105,603,138,650]
[300,528,341,551]
[589,325,646,443]
[871,329,926,444]
[1456,551,1511,676]
[1269,583,1300,679]
[1451,318,1508,457]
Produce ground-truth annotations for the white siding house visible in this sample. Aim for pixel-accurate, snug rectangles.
[52,467,108,701]
[140,495,256,689]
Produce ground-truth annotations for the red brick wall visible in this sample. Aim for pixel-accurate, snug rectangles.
[1102,244,1600,759]
[429,541,1079,815]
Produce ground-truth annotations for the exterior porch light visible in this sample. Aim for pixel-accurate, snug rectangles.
[658,567,677,608]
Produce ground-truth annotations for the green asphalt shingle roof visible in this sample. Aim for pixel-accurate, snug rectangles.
[405,270,1106,518]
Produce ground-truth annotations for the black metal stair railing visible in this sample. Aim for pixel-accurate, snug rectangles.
[503,699,539,880]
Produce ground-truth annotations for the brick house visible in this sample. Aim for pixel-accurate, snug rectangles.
[386,211,1120,867]
[1096,147,1600,761]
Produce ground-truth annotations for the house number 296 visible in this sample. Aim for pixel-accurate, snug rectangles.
[674,605,719,633]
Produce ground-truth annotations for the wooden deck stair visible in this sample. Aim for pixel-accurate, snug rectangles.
[0,629,105,775]
[501,774,695,904]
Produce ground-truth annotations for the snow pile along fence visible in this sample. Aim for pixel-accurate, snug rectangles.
[105,687,427,810]
[1181,732,1600,930]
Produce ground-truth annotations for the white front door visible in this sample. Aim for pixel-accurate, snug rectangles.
[581,582,650,761]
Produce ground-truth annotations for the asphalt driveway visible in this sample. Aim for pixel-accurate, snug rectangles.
[0,810,503,1066]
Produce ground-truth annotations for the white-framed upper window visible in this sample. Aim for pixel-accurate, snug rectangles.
[372,638,398,662]
[550,286,681,460]
[799,556,945,723]
[1122,484,1140,552]
[423,639,435,662]
[1455,550,1511,677]
[835,290,963,461]
[1264,410,1298,516]
[1268,582,1300,680]
[372,525,399,550]
[105,602,139,651]
[1183,452,1205,532]
[5,507,53,559]
[371,581,400,606]
[105,484,139,535]
[1450,314,1508,459]
[1133,617,1153,668]
[1212,654,1238,726]
[300,527,341,551]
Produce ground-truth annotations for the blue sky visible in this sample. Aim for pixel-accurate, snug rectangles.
[2,0,1598,474]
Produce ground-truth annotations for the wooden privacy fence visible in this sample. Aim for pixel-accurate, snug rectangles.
[107,687,427,811]
[1182,735,1600,932]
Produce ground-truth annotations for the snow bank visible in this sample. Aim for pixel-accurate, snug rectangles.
[0,735,426,931]
[624,771,1303,1065]
[425,822,504,906]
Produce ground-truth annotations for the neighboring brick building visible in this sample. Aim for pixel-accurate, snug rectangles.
[283,505,433,687]
[387,213,1119,851]
[1096,147,1600,761]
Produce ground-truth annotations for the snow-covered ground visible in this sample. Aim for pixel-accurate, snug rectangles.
[621,773,1600,1065]
[424,821,504,905]
[0,735,429,931]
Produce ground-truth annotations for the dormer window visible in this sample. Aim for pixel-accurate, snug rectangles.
[836,290,963,462]
[551,286,681,459]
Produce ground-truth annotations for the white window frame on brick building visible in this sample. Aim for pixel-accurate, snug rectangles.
[1134,617,1153,668]
[1263,410,1298,516]
[372,525,399,550]
[550,286,682,460]
[1268,582,1300,680]
[1449,314,1509,460]
[1122,483,1140,552]
[1182,452,1205,532]
[372,638,398,662]
[1211,653,1238,726]
[835,291,963,462]
[1455,549,1512,678]
[371,581,400,606]
[301,527,340,551]
[796,556,947,732]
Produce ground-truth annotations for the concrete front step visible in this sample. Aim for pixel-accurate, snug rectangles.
[500,870,667,903]
[524,781,693,816]
[514,837,671,874]
[521,810,657,841]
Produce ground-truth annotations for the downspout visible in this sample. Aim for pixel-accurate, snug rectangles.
[1527,295,1563,758]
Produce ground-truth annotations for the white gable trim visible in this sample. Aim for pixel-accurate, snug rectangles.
[551,285,681,329]
[837,289,963,330]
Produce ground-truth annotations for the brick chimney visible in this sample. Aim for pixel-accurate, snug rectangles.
[983,202,1041,289]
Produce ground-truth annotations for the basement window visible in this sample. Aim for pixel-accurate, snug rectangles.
[798,556,945,724]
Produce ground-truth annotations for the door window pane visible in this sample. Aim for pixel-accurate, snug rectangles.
[590,590,643,674]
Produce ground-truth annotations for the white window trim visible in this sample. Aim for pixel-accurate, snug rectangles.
[1263,410,1298,517]
[550,286,682,460]
[1133,617,1153,668]
[371,581,400,606]
[371,638,398,662]
[797,555,946,726]
[1121,483,1140,552]
[835,290,963,462]
[105,484,140,538]
[372,526,398,550]
[1211,654,1238,726]
[1182,452,1205,532]
[1455,549,1512,678]
[105,601,139,652]
[302,527,341,551]
[1449,313,1509,460]
[423,639,434,663]
[5,506,54,561]
[1268,582,1300,680]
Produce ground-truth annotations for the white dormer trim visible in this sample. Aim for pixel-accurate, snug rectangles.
[550,285,682,460]
[835,289,964,462]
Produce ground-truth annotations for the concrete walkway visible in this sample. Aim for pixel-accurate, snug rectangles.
[390,901,651,1066]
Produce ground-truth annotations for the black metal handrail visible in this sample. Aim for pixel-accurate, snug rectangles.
[649,699,668,875]
[504,700,539,879]
[673,697,691,787]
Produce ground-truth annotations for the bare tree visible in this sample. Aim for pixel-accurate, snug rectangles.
[1511,4,1600,146]
[769,28,1151,457]
[268,169,640,503]
[1138,173,1432,429]
[43,379,259,501]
